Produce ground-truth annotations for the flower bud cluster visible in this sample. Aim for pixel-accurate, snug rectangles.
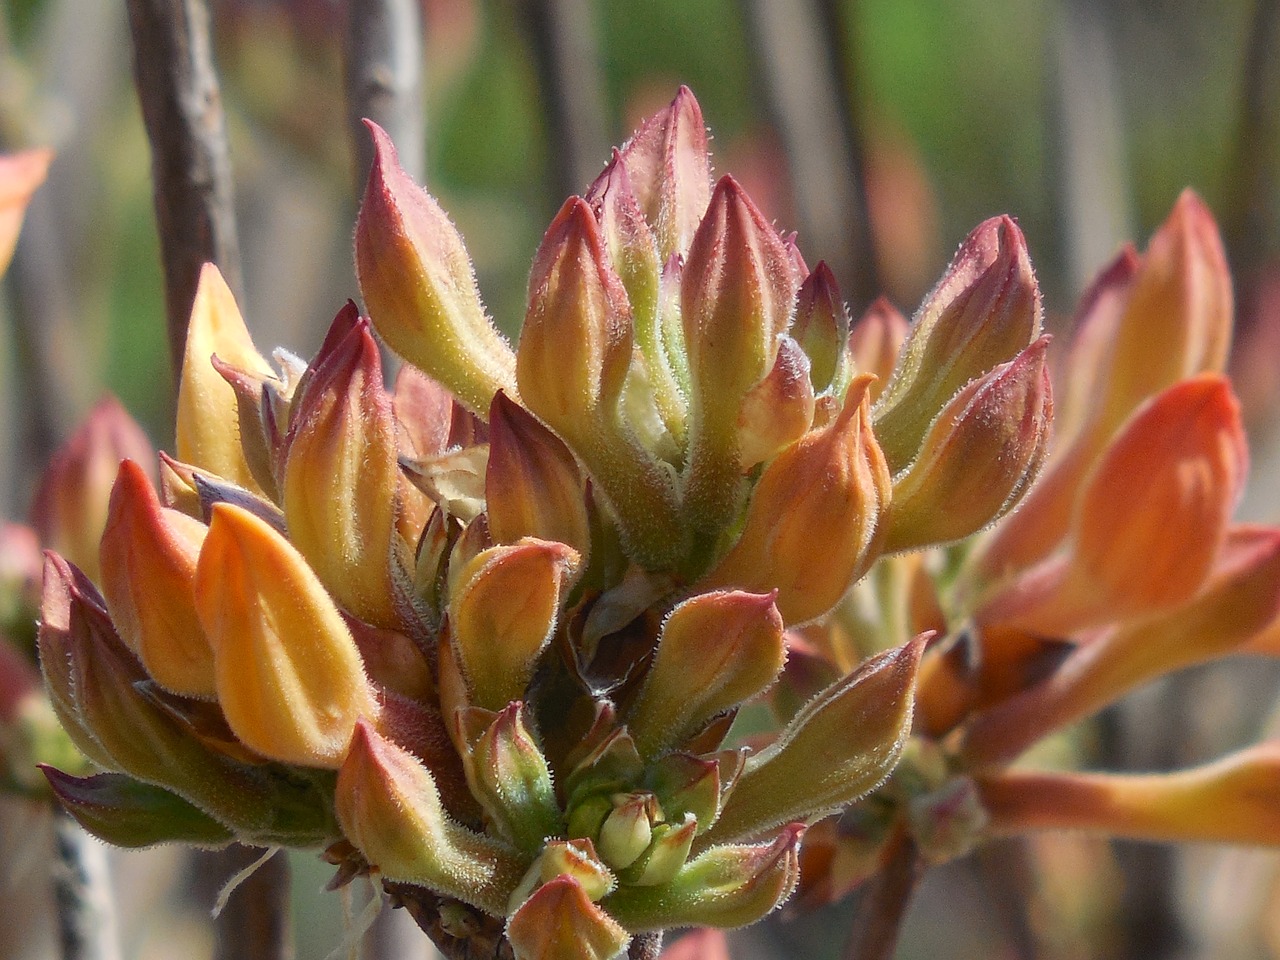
[39,88,1079,957]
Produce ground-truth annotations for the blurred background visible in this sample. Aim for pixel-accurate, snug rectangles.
[2,0,1280,957]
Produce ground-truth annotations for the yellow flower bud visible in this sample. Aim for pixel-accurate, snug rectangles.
[175,264,272,494]
[194,503,376,768]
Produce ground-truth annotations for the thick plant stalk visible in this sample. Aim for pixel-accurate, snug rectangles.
[52,808,122,960]
[124,0,244,377]
[344,0,425,191]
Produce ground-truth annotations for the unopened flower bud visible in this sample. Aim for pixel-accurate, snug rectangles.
[507,875,630,960]
[885,337,1053,553]
[487,392,591,556]
[704,638,923,845]
[681,175,799,536]
[598,792,660,870]
[355,122,516,414]
[615,84,712,261]
[605,824,804,931]
[736,336,816,470]
[647,753,723,835]
[447,538,580,711]
[511,838,616,911]
[792,262,851,395]
[32,397,155,582]
[336,720,524,915]
[175,264,272,494]
[282,312,401,628]
[518,196,634,445]
[625,816,698,887]
[1090,189,1232,437]
[98,460,214,698]
[456,703,561,853]
[849,297,908,402]
[702,376,890,625]
[629,590,786,757]
[979,375,1246,635]
[194,503,377,768]
[873,216,1041,472]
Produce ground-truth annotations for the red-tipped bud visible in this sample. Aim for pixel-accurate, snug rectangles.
[194,503,377,768]
[885,337,1053,552]
[506,875,631,960]
[629,590,786,757]
[487,391,591,556]
[355,121,516,413]
[456,703,561,854]
[98,460,214,698]
[336,720,524,915]
[681,176,799,529]
[614,85,712,260]
[517,197,635,448]
[792,262,852,395]
[282,313,402,628]
[849,297,909,402]
[446,538,580,711]
[873,216,1041,472]
[705,638,924,845]
[702,376,890,625]
[31,397,155,582]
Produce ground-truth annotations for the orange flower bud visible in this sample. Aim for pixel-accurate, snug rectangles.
[885,337,1053,553]
[605,824,804,931]
[979,743,1280,847]
[336,720,524,915]
[98,460,214,699]
[355,121,516,414]
[175,264,272,494]
[873,216,1041,472]
[681,176,799,536]
[978,375,1246,636]
[849,297,908,403]
[736,336,816,470]
[456,703,561,854]
[486,391,591,556]
[517,196,634,444]
[194,503,377,768]
[704,638,923,845]
[507,875,631,960]
[1089,189,1232,438]
[31,397,155,583]
[628,590,786,758]
[282,313,402,628]
[792,261,852,395]
[0,148,52,276]
[615,85,712,261]
[446,538,580,711]
[701,376,890,625]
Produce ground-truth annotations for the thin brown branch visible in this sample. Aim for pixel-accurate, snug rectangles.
[51,807,122,960]
[738,0,877,306]
[842,829,922,960]
[517,0,610,201]
[124,0,243,380]
[628,932,664,960]
[206,846,294,960]
[345,0,426,192]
